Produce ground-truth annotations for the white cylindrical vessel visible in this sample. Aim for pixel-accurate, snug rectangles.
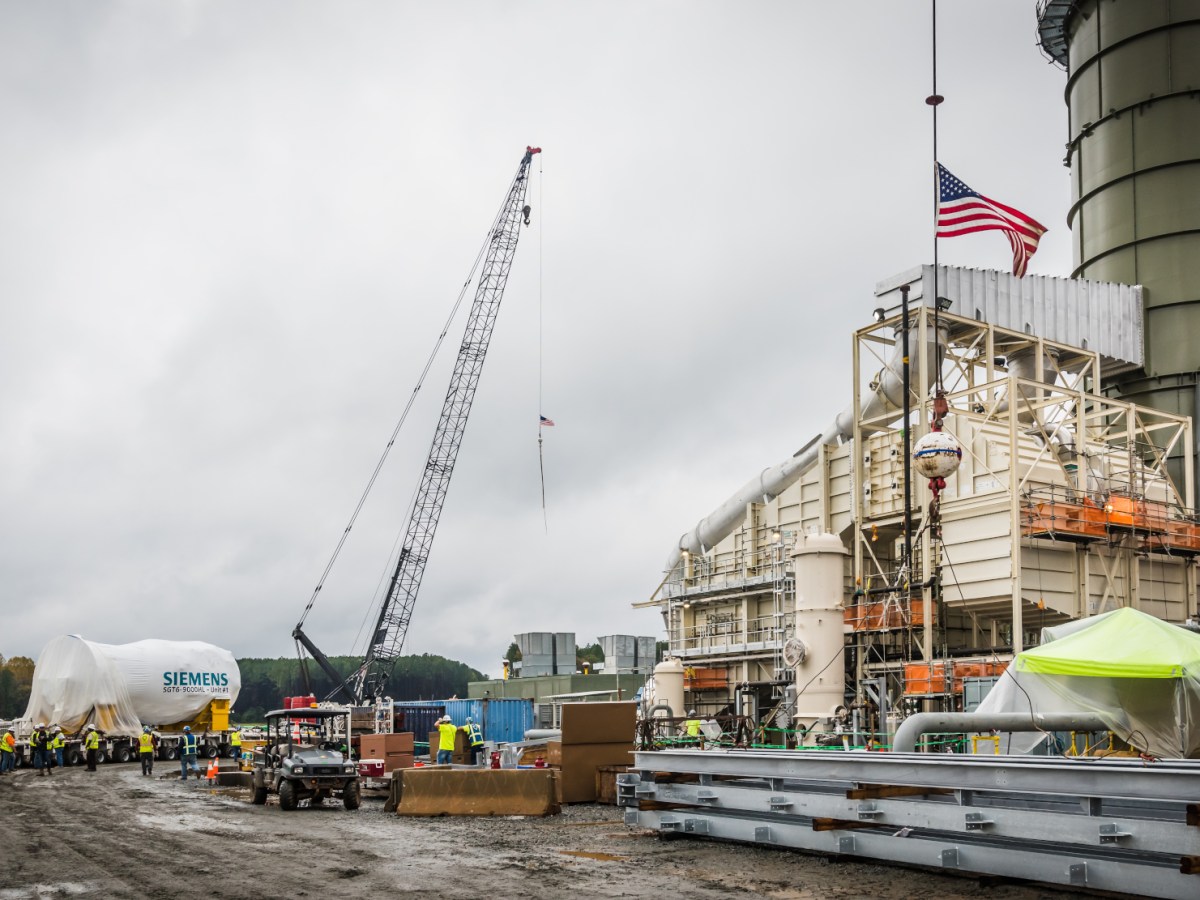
[651,658,686,719]
[791,532,848,745]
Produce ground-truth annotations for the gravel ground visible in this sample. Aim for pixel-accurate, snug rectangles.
[0,764,1071,899]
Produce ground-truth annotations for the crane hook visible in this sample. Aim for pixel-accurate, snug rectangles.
[522,204,532,226]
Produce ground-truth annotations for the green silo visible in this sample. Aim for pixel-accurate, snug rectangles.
[1038,0,1200,498]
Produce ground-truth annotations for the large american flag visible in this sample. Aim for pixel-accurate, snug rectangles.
[936,163,1047,277]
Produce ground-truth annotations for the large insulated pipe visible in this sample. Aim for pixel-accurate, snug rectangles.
[665,322,946,571]
[1038,3,1200,504]
[892,711,1108,753]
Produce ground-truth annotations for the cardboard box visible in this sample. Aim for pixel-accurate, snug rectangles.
[595,765,629,805]
[554,742,634,803]
[560,702,637,745]
[428,729,470,762]
[396,768,560,817]
[360,732,414,759]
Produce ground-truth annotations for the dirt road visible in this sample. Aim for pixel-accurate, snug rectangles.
[1,765,1065,899]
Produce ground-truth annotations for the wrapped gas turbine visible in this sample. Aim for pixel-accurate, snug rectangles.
[24,634,242,734]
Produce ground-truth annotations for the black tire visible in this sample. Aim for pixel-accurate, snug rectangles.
[251,785,268,805]
[165,747,179,761]
[67,749,82,767]
[278,780,298,811]
[114,745,132,764]
[204,744,219,759]
[343,781,361,811]
[95,748,109,765]
[226,745,240,759]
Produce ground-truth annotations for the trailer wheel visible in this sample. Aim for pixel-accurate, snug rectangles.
[203,744,219,759]
[114,745,132,764]
[67,749,82,766]
[165,747,179,761]
[95,748,109,765]
[343,781,361,811]
[226,745,240,759]
[278,780,298,811]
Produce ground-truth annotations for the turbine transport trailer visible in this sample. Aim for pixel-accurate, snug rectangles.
[9,635,242,766]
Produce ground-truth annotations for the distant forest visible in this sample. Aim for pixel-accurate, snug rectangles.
[0,652,484,723]
[234,654,486,721]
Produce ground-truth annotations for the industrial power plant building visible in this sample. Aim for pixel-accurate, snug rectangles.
[640,0,1200,744]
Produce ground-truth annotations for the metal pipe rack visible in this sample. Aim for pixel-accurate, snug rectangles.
[619,749,1200,898]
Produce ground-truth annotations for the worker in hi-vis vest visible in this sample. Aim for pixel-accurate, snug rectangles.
[138,727,155,776]
[435,715,458,765]
[50,726,65,769]
[179,726,199,780]
[0,728,15,774]
[464,717,485,765]
[684,711,702,742]
[229,727,242,760]
[84,725,100,772]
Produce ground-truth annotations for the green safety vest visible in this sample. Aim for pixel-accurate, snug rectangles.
[685,719,702,737]
[139,733,154,753]
[85,732,100,750]
[230,731,242,748]
[467,723,483,747]
[1,733,13,753]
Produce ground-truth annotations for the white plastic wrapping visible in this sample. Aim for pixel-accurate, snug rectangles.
[23,635,143,735]
[24,634,241,734]
[94,638,241,725]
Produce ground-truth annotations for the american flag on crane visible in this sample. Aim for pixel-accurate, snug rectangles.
[936,163,1047,277]
[539,415,555,427]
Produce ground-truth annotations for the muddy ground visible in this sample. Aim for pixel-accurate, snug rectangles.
[1,764,1069,899]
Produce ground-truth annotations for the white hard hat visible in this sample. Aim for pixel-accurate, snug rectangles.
[688,710,696,716]
[86,724,96,731]
[439,715,451,723]
[37,722,46,728]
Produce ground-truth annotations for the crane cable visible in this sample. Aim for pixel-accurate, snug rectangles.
[536,153,549,532]
[296,216,501,631]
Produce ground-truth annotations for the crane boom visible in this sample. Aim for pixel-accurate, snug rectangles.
[337,145,541,702]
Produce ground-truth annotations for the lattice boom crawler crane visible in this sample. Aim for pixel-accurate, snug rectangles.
[293,146,541,704]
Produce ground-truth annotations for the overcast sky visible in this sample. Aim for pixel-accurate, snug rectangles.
[1,1,1073,679]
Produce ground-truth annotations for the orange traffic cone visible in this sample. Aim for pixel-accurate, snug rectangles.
[206,758,219,784]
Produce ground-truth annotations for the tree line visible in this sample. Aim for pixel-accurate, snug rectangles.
[0,652,483,723]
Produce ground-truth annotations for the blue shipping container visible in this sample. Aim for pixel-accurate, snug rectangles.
[393,704,445,740]
[390,698,533,743]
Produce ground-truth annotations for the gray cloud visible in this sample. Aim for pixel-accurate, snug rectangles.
[1,2,1072,677]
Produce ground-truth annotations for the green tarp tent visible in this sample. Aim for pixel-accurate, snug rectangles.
[978,608,1200,758]
[1017,607,1200,680]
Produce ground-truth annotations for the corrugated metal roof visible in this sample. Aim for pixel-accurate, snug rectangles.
[875,265,1144,374]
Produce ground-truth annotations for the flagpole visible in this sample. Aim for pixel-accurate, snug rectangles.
[926,0,943,400]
